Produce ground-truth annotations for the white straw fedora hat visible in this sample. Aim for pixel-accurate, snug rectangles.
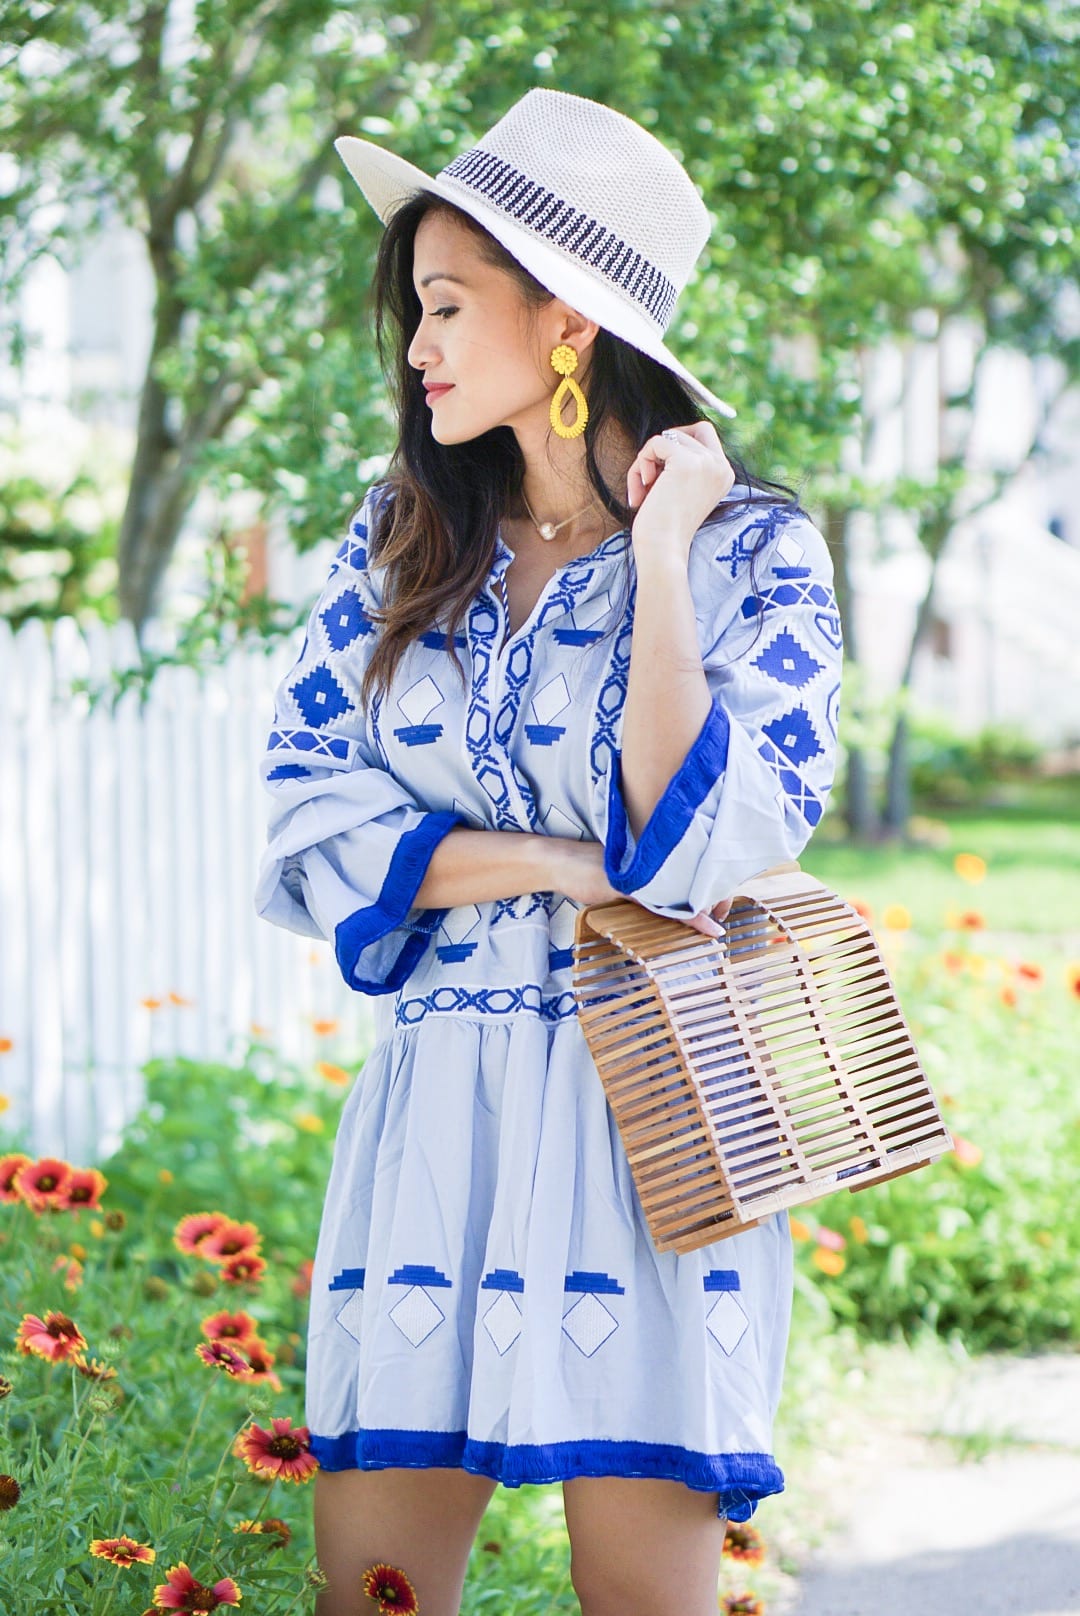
[334,87,737,419]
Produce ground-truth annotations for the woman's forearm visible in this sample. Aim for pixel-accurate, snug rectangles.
[414,826,567,909]
[620,549,712,843]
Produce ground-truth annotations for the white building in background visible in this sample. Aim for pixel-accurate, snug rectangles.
[6,222,1080,746]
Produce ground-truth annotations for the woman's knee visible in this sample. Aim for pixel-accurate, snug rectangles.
[313,1465,496,1616]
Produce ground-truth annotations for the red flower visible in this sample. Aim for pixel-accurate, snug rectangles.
[152,1563,241,1610]
[220,1252,267,1286]
[233,1416,319,1484]
[13,1157,72,1212]
[958,911,985,930]
[361,1562,419,1613]
[722,1599,764,1616]
[201,1221,261,1264]
[195,1341,251,1377]
[1015,961,1044,985]
[291,1258,313,1299]
[174,1213,229,1257]
[16,1311,87,1363]
[51,1253,84,1291]
[236,1337,282,1391]
[89,1535,156,1566]
[0,1153,32,1204]
[722,1522,765,1566]
[199,1310,259,1347]
[58,1168,108,1212]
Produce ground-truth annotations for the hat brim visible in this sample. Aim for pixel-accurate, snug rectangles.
[334,135,737,420]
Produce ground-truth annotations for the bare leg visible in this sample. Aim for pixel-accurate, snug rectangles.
[313,1466,497,1616]
[563,1475,727,1616]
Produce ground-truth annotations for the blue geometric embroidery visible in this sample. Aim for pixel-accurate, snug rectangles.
[716,504,806,579]
[713,531,761,579]
[548,946,574,972]
[481,1269,525,1292]
[329,1268,366,1291]
[435,905,482,963]
[266,763,312,780]
[395,981,577,1026]
[393,674,445,747]
[267,727,356,767]
[589,579,636,782]
[564,1271,625,1295]
[465,591,539,831]
[703,1270,741,1292]
[388,1265,452,1288]
[762,707,823,767]
[320,586,374,651]
[290,662,353,728]
[757,736,825,827]
[826,681,841,738]
[814,610,843,651]
[752,630,824,689]
[525,673,571,745]
[334,511,369,571]
[553,587,613,645]
[741,581,836,620]
[420,628,468,650]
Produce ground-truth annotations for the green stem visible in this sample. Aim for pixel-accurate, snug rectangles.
[190,1413,254,1558]
[176,1377,217,1481]
[277,1561,319,1616]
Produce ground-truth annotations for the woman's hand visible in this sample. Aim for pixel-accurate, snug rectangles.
[627,420,736,565]
[552,840,733,935]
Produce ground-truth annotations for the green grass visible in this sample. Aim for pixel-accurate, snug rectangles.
[804,780,1080,936]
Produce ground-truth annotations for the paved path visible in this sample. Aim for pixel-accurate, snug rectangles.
[790,1354,1080,1616]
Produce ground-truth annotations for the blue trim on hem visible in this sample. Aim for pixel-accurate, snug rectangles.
[308,1428,783,1521]
[334,810,461,995]
[604,697,730,893]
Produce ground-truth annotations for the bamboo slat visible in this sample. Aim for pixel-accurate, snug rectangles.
[572,865,952,1253]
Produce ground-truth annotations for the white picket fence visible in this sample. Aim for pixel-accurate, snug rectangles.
[0,613,376,1164]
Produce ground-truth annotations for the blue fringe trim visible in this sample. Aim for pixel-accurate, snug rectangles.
[604,697,730,892]
[308,1427,782,1521]
[334,810,461,995]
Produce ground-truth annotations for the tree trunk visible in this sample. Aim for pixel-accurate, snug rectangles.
[822,502,877,841]
[882,544,946,835]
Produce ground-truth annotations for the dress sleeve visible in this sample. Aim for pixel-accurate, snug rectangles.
[597,504,843,922]
[253,484,462,994]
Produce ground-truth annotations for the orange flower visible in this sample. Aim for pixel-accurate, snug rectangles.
[200,1310,259,1347]
[141,997,163,1010]
[311,1017,339,1036]
[89,1535,156,1566]
[294,1112,325,1133]
[958,911,985,931]
[316,1061,350,1086]
[954,853,987,884]
[942,950,965,975]
[234,1416,319,1483]
[811,1247,846,1277]
[0,1153,32,1204]
[849,1215,869,1244]
[13,1157,73,1212]
[1015,961,1044,986]
[201,1221,262,1263]
[789,1216,812,1242]
[722,1598,764,1616]
[291,1258,314,1299]
[57,1168,108,1212]
[881,904,911,931]
[167,992,193,1006]
[74,1354,118,1381]
[1065,962,1080,999]
[221,1252,267,1286]
[952,1134,984,1168]
[0,1036,13,1053]
[233,1516,291,1548]
[848,898,874,923]
[173,1212,229,1258]
[722,1522,765,1566]
[1000,985,1017,1009]
[16,1311,87,1363]
[51,1254,83,1291]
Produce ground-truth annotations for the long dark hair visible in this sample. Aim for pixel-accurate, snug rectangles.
[359,190,799,704]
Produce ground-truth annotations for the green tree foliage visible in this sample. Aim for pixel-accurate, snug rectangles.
[2,2,1078,824]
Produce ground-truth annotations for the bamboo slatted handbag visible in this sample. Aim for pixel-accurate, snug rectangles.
[572,862,952,1254]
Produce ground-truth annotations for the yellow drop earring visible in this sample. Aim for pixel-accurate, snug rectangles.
[549,344,589,439]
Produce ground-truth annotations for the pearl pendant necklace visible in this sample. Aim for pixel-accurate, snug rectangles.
[521,490,599,543]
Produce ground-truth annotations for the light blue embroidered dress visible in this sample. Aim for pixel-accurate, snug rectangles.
[254,478,842,1521]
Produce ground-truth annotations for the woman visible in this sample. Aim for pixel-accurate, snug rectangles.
[255,88,842,1616]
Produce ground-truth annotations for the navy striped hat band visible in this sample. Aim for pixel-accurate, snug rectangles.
[334,87,737,418]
